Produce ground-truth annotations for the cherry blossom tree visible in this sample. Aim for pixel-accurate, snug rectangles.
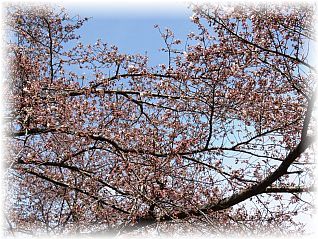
[4,2,316,237]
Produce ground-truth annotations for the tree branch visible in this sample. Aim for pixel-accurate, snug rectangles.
[125,134,314,231]
[263,186,314,193]
[207,14,316,72]
[21,169,130,215]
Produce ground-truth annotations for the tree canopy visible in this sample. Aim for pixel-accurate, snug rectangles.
[4,3,316,237]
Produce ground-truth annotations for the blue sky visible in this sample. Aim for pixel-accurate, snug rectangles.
[68,5,196,66]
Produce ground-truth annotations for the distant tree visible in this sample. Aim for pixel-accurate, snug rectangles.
[4,3,316,237]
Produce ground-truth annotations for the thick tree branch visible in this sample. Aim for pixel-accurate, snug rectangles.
[206,135,313,211]
[125,134,314,231]
[263,186,314,193]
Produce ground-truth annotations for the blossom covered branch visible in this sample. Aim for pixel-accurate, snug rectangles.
[5,3,316,236]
